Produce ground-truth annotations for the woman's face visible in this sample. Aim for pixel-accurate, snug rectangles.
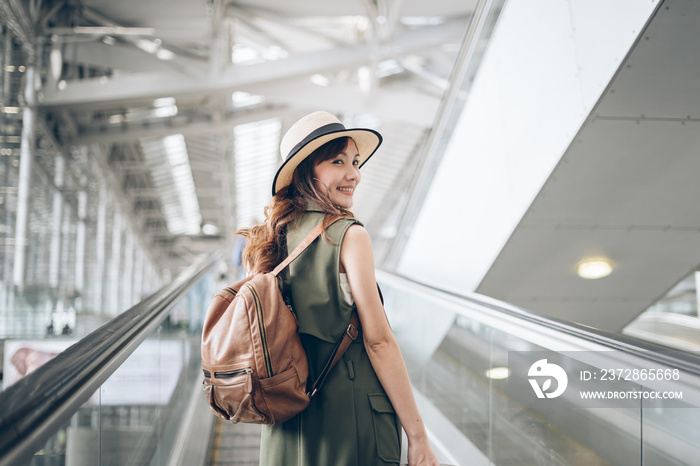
[312,139,361,209]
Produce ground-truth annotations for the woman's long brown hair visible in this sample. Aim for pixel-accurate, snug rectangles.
[237,137,354,274]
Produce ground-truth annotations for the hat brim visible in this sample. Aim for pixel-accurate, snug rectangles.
[272,128,382,196]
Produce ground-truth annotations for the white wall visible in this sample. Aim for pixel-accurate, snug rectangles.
[398,0,658,293]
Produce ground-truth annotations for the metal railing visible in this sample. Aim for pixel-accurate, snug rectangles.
[0,252,220,466]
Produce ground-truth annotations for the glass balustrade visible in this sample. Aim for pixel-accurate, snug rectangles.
[378,271,700,466]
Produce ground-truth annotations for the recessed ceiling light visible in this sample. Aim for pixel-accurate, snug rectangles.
[485,367,510,380]
[577,258,613,279]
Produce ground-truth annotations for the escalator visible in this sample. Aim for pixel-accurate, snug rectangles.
[1,262,698,465]
[206,420,260,466]
[0,253,220,466]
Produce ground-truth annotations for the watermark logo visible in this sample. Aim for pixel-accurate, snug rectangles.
[528,359,568,399]
[508,351,686,409]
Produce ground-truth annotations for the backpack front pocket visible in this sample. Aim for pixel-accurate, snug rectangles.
[204,366,266,423]
[258,365,310,424]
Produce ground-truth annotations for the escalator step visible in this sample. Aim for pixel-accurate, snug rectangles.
[207,417,262,465]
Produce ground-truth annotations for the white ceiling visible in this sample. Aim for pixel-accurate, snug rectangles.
[33,0,476,269]
[476,0,700,332]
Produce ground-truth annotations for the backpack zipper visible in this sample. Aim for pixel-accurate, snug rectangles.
[214,368,249,379]
[247,284,274,377]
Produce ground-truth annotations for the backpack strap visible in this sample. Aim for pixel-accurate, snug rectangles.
[308,310,360,397]
[271,220,328,276]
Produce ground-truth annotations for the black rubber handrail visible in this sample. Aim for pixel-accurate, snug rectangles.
[0,252,221,466]
[377,270,700,376]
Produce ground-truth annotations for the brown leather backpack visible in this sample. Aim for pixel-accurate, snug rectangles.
[201,221,359,425]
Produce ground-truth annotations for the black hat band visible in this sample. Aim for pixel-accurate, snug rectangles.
[285,122,346,161]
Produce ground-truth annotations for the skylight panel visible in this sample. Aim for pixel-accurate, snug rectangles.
[140,134,202,235]
[233,118,281,228]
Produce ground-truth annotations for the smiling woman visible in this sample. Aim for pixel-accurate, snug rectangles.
[271,111,381,197]
[236,111,439,466]
[312,139,361,210]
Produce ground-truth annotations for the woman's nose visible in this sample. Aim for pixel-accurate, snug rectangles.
[346,166,360,180]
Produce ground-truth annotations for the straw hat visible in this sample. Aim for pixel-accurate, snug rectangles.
[272,111,382,195]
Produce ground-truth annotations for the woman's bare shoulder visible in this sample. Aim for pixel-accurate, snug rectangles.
[340,224,375,274]
[343,223,370,244]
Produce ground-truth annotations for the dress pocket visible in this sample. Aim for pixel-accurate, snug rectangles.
[368,393,401,464]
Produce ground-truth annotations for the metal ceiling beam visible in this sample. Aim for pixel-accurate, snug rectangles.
[41,19,467,109]
[53,41,182,74]
[255,78,441,126]
[0,0,35,48]
[224,3,348,48]
[225,6,287,50]
[67,105,284,145]
[398,57,449,91]
[68,77,439,145]
[64,6,207,76]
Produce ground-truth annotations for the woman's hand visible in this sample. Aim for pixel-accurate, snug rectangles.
[407,435,440,466]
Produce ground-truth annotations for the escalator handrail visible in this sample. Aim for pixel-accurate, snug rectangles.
[0,252,221,466]
[377,270,700,376]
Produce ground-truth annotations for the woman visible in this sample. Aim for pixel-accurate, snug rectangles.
[239,111,438,466]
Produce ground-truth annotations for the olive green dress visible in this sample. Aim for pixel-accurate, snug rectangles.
[259,208,402,466]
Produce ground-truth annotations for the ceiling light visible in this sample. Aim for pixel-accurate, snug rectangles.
[154,105,178,118]
[231,45,260,64]
[358,66,371,94]
[50,48,62,80]
[400,16,446,27]
[202,224,219,235]
[108,114,125,124]
[261,46,287,61]
[310,74,330,87]
[154,97,176,107]
[156,48,175,60]
[232,91,264,108]
[485,367,510,380]
[73,26,155,36]
[577,258,613,279]
[135,39,158,54]
[153,98,178,117]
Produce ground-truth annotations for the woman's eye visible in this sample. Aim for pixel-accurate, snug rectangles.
[332,159,343,164]
[352,160,360,166]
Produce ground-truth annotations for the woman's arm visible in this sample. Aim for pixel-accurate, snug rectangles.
[340,224,438,466]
